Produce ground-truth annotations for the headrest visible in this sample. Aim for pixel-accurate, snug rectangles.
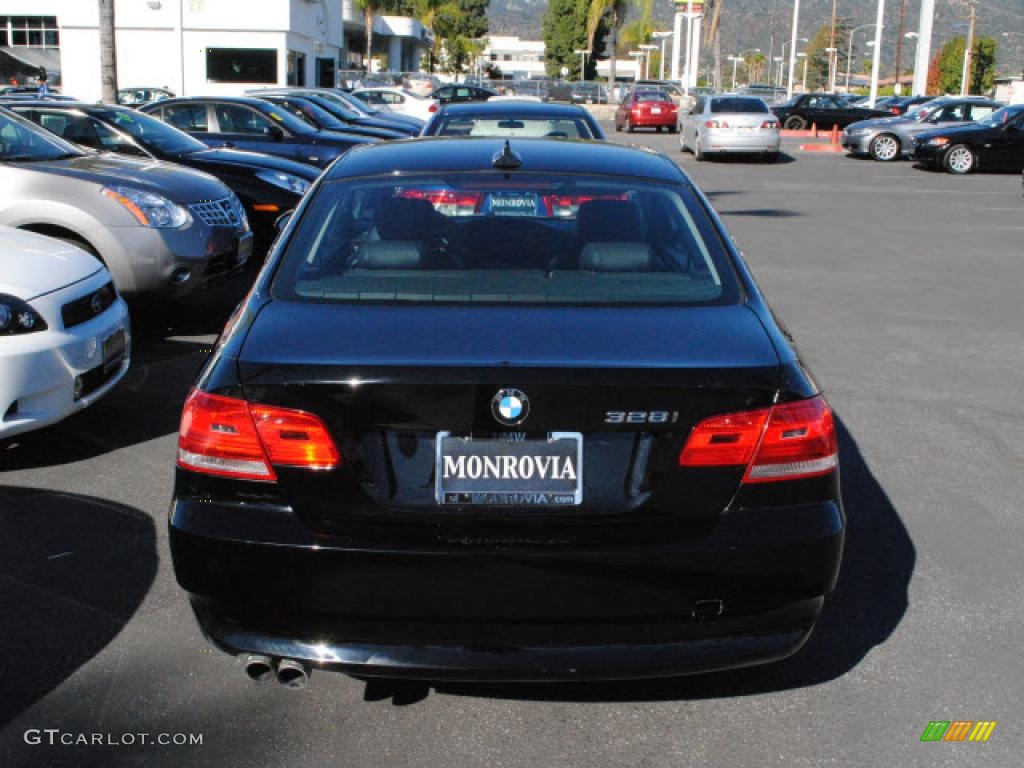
[359,240,422,269]
[580,242,652,272]
[576,199,642,243]
[375,197,441,240]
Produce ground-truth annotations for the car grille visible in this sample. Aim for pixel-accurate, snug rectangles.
[61,281,116,329]
[190,197,242,228]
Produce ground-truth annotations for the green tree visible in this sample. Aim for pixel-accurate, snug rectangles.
[584,0,632,85]
[428,0,488,73]
[544,0,593,79]
[803,20,849,91]
[357,0,384,71]
[936,36,997,94]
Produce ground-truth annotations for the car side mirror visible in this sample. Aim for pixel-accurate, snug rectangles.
[274,210,294,232]
[267,125,285,141]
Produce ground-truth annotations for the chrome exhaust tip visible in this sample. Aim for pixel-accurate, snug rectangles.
[243,654,275,683]
[275,658,310,689]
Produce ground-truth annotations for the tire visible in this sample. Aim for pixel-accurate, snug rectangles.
[615,120,622,132]
[694,137,705,161]
[669,124,678,133]
[627,121,635,133]
[944,144,976,175]
[869,133,901,162]
[784,115,806,130]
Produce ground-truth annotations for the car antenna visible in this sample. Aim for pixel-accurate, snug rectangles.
[492,140,521,170]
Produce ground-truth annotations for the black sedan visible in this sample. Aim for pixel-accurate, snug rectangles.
[422,101,606,139]
[771,93,892,130]
[912,104,1024,174]
[139,97,377,169]
[430,83,498,105]
[6,101,320,253]
[249,92,407,141]
[247,88,421,137]
[170,137,844,686]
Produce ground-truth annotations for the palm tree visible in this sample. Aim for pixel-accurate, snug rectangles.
[98,0,117,102]
[586,0,636,93]
[357,0,384,73]
[705,0,724,90]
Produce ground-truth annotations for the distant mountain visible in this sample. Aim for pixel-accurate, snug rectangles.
[487,0,1023,78]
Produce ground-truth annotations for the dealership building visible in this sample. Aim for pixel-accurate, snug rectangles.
[0,0,431,101]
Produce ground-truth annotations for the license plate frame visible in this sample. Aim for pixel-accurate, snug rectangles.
[488,191,540,217]
[102,328,126,367]
[435,431,583,506]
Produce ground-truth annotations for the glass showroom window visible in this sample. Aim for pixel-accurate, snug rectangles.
[206,48,278,84]
[0,16,60,48]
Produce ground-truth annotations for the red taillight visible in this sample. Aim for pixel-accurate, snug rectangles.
[705,119,730,129]
[679,396,837,484]
[761,120,779,129]
[429,103,438,113]
[177,390,339,481]
[889,107,901,114]
[397,188,481,216]
[541,192,629,218]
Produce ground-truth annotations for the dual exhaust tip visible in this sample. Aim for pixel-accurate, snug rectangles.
[244,654,310,689]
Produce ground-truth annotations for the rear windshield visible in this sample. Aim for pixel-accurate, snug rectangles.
[432,116,594,139]
[272,172,740,306]
[634,91,671,103]
[710,97,769,114]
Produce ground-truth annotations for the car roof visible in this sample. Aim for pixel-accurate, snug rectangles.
[438,101,593,118]
[144,96,273,108]
[325,137,684,184]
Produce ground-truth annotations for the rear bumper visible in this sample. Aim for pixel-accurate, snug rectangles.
[169,497,843,681]
[629,113,677,127]
[703,130,781,153]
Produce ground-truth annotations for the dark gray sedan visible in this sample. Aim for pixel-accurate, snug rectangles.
[842,98,1003,161]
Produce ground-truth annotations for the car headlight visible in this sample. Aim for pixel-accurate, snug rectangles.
[0,294,47,335]
[228,192,250,233]
[255,170,312,196]
[925,136,950,147]
[848,128,869,136]
[102,186,190,228]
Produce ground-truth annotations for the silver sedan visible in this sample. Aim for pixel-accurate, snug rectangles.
[679,95,781,161]
[841,97,1002,161]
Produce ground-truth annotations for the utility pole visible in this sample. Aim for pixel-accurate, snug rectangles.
[960,0,978,96]
[828,0,838,91]
[98,0,117,103]
[893,0,907,94]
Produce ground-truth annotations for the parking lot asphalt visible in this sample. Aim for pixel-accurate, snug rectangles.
[2,132,1022,768]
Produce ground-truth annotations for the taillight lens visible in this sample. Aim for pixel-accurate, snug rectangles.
[679,396,837,484]
[890,107,901,114]
[397,188,481,216]
[705,119,730,129]
[429,103,438,113]
[177,390,339,481]
[542,192,629,218]
[761,120,779,129]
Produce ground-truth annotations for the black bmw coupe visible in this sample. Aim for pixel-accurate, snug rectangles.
[170,138,844,686]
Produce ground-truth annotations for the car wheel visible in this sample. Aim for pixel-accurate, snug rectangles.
[627,121,635,133]
[615,120,622,133]
[944,144,976,174]
[669,124,678,133]
[694,138,705,161]
[869,133,901,162]
[784,115,806,130]
[679,132,688,153]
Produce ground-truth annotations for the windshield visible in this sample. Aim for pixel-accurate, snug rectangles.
[710,97,769,114]
[254,102,316,134]
[338,92,377,115]
[431,115,595,139]
[93,107,206,154]
[272,172,739,307]
[0,109,84,161]
[271,98,342,130]
[299,93,360,121]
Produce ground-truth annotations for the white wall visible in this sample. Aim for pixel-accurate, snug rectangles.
[20,0,341,100]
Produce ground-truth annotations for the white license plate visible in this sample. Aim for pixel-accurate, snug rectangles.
[436,432,583,506]
[737,126,755,133]
[651,108,662,114]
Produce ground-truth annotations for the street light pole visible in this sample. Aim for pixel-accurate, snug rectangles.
[846,24,875,91]
[868,0,886,108]
[786,0,801,100]
[911,0,935,96]
[960,0,978,96]
[798,52,808,91]
[573,49,589,81]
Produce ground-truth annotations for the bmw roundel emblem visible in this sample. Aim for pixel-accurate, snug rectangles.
[492,388,529,426]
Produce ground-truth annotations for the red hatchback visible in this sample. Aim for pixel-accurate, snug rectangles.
[615,90,678,133]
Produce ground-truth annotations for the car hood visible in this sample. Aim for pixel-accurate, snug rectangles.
[182,147,321,180]
[847,116,913,131]
[0,226,103,298]
[22,152,230,203]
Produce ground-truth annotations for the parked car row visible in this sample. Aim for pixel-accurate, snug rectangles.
[842,98,1024,175]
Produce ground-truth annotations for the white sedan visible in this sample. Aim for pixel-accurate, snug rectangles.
[0,227,130,439]
[350,87,438,121]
